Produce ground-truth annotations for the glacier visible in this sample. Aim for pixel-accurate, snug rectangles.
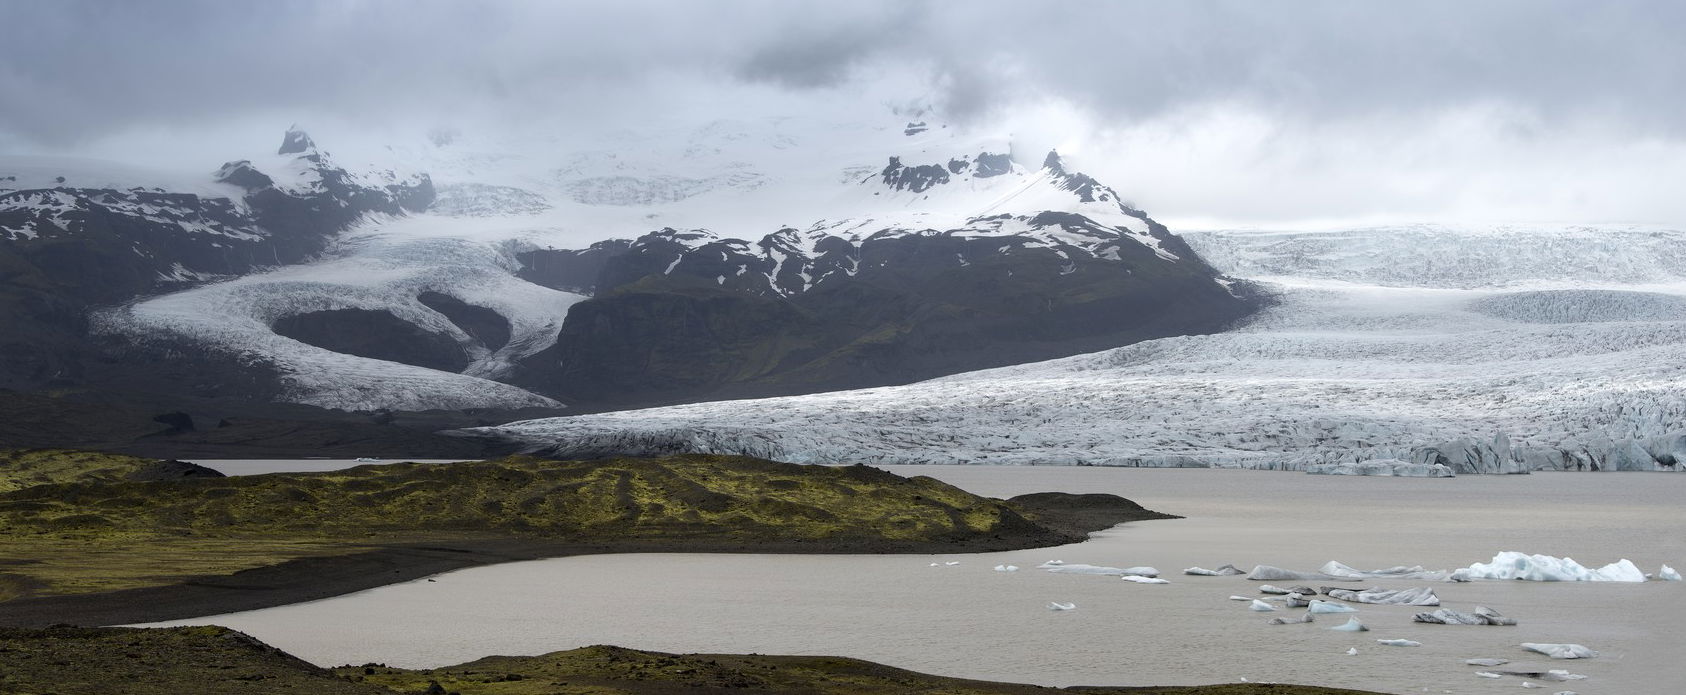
[480,223,1686,472]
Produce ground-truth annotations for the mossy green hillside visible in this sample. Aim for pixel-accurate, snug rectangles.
[0,448,218,494]
[0,626,1388,695]
[0,452,1077,602]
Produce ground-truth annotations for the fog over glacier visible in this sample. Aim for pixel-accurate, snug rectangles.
[4,0,1686,228]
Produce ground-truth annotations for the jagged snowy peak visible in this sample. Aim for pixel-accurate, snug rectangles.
[475,225,1686,471]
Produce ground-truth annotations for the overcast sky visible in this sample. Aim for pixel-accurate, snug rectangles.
[3,0,1683,228]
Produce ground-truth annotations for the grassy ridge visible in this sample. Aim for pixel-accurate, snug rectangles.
[0,451,1077,602]
[0,626,1387,695]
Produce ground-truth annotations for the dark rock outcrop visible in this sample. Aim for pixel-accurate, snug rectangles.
[272,309,469,373]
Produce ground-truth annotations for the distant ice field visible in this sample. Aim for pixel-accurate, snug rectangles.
[483,224,1686,469]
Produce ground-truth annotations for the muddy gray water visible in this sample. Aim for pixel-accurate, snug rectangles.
[163,465,1684,694]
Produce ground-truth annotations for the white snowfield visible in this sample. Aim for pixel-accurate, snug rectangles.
[482,223,1686,472]
[95,215,580,411]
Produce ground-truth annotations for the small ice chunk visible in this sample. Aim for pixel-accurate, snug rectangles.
[1043,560,1065,565]
[1246,565,1340,581]
[1249,600,1277,612]
[1414,606,1516,626]
[1259,585,1291,595]
[1329,618,1368,632]
[1184,564,1245,576]
[1376,639,1422,647]
[1523,683,1540,689]
[1285,595,1311,608]
[1041,563,1158,577]
[994,564,1019,572]
[1475,672,1504,679]
[1121,575,1170,584]
[1048,602,1076,611]
[1345,647,1357,656]
[1497,670,1587,682]
[929,563,940,567]
[1268,613,1314,625]
[1466,658,1510,667]
[1660,564,1682,581]
[1308,600,1358,614]
[945,561,960,566]
[1324,586,1440,606]
[1228,595,1253,601]
[1521,643,1597,659]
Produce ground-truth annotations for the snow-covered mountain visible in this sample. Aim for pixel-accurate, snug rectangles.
[4,111,1253,412]
[475,224,1686,473]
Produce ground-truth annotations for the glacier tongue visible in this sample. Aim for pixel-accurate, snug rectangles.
[478,225,1686,473]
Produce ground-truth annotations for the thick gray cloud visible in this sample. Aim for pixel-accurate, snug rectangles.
[3,0,1684,225]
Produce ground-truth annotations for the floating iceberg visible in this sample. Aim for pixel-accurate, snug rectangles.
[1284,595,1311,608]
[1328,617,1368,632]
[1475,672,1503,679]
[1521,643,1598,659]
[1457,552,1645,582]
[1376,639,1421,647]
[1413,606,1516,626]
[1047,602,1076,611]
[1660,564,1681,581]
[1325,586,1440,606]
[1228,595,1253,601]
[1041,563,1158,577]
[1258,585,1292,595]
[1268,613,1314,625]
[1321,561,1456,581]
[1466,658,1510,667]
[945,561,960,566]
[994,564,1019,572]
[1246,565,1342,581]
[1121,575,1169,584]
[1344,647,1357,656]
[1184,564,1245,576]
[1249,600,1277,612]
[1308,600,1358,614]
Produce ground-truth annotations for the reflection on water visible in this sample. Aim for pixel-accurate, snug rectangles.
[152,466,1686,694]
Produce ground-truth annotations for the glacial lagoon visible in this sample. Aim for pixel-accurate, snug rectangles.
[159,464,1686,694]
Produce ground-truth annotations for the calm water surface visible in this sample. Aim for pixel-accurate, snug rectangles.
[160,465,1685,694]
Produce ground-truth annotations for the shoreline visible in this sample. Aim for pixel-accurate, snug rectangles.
[0,494,1172,628]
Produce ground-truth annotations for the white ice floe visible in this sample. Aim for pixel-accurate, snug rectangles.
[1307,600,1359,614]
[1249,600,1277,612]
[1476,672,1504,678]
[1267,613,1314,625]
[1184,564,1245,576]
[1414,606,1516,626]
[1246,565,1342,581]
[1658,564,1681,581]
[1344,647,1357,656]
[1121,576,1170,584]
[1039,563,1158,577]
[1467,658,1510,666]
[993,564,1019,572]
[1457,552,1646,582]
[1228,596,1253,601]
[1047,602,1076,611]
[944,561,960,566]
[1328,618,1368,632]
[1375,639,1422,647]
[1321,561,1456,581]
[1521,643,1598,659]
[1325,587,1440,606]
